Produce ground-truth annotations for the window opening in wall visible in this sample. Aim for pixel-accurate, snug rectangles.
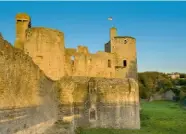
[88,59,92,64]
[124,39,127,44]
[17,20,21,22]
[89,108,96,121]
[108,59,111,68]
[72,61,74,65]
[88,82,94,94]
[71,56,75,60]
[123,60,127,67]
[71,56,75,65]
[37,56,43,59]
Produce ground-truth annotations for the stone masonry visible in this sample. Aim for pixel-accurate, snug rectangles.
[0,13,140,134]
[0,34,59,134]
[14,13,138,81]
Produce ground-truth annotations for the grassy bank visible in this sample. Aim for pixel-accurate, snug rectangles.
[80,101,186,134]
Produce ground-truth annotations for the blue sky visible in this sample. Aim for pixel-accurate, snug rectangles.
[0,1,186,73]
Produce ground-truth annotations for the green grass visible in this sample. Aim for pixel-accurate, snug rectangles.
[80,101,186,134]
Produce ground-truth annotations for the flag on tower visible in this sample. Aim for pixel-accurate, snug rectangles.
[108,17,112,21]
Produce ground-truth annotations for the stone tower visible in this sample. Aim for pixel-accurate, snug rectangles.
[110,27,117,40]
[109,27,117,53]
[14,13,31,50]
[106,27,138,80]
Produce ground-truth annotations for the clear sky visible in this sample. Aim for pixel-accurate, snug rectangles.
[0,1,186,73]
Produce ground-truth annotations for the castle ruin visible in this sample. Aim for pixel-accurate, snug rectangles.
[14,13,138,81]
[0,13,140,133]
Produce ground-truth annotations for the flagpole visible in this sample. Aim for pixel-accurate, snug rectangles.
[108,17,114,27]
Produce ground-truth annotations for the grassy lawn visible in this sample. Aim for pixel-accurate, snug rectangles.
[80,101,186,134]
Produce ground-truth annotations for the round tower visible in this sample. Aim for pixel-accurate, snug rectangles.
[24,28,65,80]
[14,13,31,50]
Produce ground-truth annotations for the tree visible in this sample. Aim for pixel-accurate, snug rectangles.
[180,74,186,78]
[138,71,174,99]
[180,86,186,93]
[157,79,173,92]
[171,88,180,96]
[178,79,186,86]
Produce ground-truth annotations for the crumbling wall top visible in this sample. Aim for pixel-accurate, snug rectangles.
[77,45,89,54]
[96,51,112,55]
[25,27,64,42]
[114,36,136,40]
[26,27,63,34]
[65,48,77,55]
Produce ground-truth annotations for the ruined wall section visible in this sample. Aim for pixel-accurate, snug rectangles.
[1,35,49,107]
[88,51,115,77]
[0,36,40,107]
[65,48,77,76]
[111,37,137,80]
[65,46,115,78]
[57,76,140,130]
[0,35,59,134]
[58,77,139,105]
[24,27,65,81]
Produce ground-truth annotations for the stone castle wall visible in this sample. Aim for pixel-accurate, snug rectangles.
[13,14,137,81]
[24,27,65,81]
[65,46,115,78]
[57,76,140,129]
[0,35,59,134]
[105,27,138,80]
[113,37,137,80]
[0,29,140,133]
[0,13,140,133]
